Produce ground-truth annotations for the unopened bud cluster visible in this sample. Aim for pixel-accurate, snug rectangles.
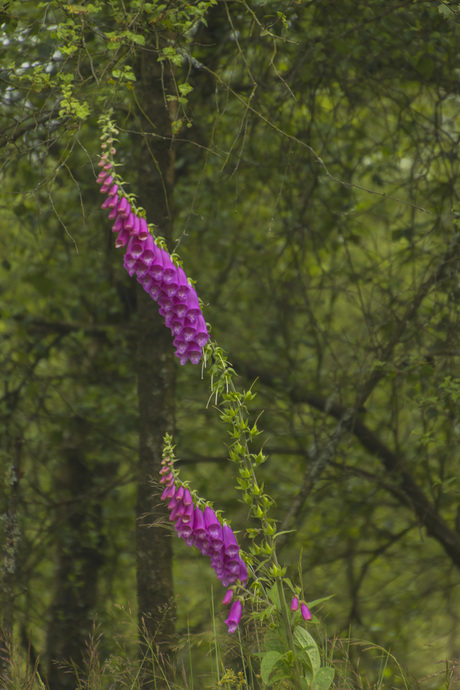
[290,596,312,621]
[97,131,209,365]
[160,455,246,633]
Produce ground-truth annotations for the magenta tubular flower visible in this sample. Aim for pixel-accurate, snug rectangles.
[291,596,299,612]
[131,215,140,236]
[112,216,124,233]
[174,486,185,503]
[115,229,130,248]
[225,600,242,634]
[223,589,233,605]
[238,559,248,583]
[186,344,203,365]
[100,177,114,193]
[122,212,133,232]
[160,250,177,284]
[117,196,130,218]
[126,236,144,260]
[204,507,221,539]
[169,500,186,522]
[161,484,176,501]
[192,506,206,539]
[301,603,312,621]
[138,217,149,241]
[141,235,157,266]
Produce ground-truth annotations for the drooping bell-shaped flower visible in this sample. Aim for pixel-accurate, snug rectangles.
[204,507,221,540]
[224,600,243,634]
[291,596,299,611]
[222,589,233,606]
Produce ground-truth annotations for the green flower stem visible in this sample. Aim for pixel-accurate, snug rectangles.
[204,341,303,688]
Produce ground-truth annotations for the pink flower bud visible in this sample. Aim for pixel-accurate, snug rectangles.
[301,603,312,621]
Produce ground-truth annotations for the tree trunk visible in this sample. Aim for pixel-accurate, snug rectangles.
[133,42,177,686]
[46,416,104,689]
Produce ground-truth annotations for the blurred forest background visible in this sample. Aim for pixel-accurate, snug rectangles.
[1,0,460,687]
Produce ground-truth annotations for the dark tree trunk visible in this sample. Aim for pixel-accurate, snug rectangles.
[0,436,23,684]
[133,41,177,686]
[46,416,104,689]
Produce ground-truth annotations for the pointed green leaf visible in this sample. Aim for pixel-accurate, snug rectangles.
[260,650,282,685]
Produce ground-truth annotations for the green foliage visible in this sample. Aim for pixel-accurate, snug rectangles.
[2,0,460,687]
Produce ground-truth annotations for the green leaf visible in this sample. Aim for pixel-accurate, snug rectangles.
[294,626,321,675]
[438,4,452,19]
[260,650,283,685]
[312,666,335,690]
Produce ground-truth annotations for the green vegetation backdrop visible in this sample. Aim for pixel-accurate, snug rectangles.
[1,0,460,687]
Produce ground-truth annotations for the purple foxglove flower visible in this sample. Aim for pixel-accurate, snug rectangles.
[173,300,188,319]
[192,507,206,539]
[224,600,242,634]
[149,283,163,300]
[169,501,186,522]
[161,484,176,501]
[138,273,154,291]
[123,254,136,277]
[133,260,149,278]
[223,558,240,576]
[124,211,135,232]
[160,250,177,284]
[162,280,179,299]
[96,169,110,183]
[186,345,203,365]
[182,488,193,506]
[108,206,118,220]
[223,525,239,558]
[149,249,164,281]
[173,338,188,355]
[192,315,209,347]
[140,235,157,267]
[175,517,193,540]
[127,236,144,260]
[301,603,312,621]
[117,196,130,218]
[204,507,221,539]
[98,156,108,167]
[103,183,117,197]
[169,318,185,336]
[196,538,213,557]
[175,351,190,365]
[223,589,233,606]
[238,559,248,583]
[175,267,191,301]
[107,193,119,209]
[115,229,130,248]
[210,529,223,551]
[101,196,112,209]
[181,501,195,526]
[175,486,185,503]
[112,216,124,233]
[181,323,199,343]
[131,215,140,236]
[184,290,201,323]
[138,217,149,241]
[291,597,299,612]
[159,471,174,485]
